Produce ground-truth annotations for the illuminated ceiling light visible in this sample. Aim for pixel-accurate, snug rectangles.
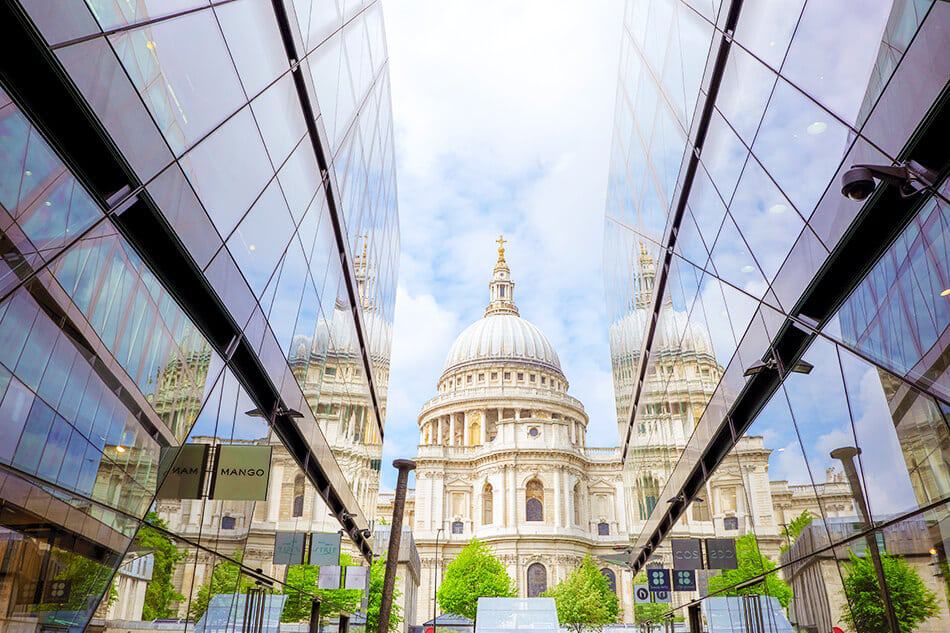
[806,121,827,135]
[741,265,755,273]
[115,445,127,453]
[930,547,939,556]
[24,170,32,176]
[44,201,52,207]
[146,40,156,50]
[768,203,787,214]
[940,289,950,297]
[248,244,256,252]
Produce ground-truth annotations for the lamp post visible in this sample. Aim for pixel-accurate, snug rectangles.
[431,526,444,633]
[830,446,899,633]
[378,459,416,633]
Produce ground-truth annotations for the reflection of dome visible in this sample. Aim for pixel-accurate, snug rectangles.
[290,303,392,364]
[443,314,562,374]
[609,308,713,359]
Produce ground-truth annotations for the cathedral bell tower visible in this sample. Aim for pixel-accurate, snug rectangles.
[485,234,519,316]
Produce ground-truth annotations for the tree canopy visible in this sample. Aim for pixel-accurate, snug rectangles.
[780,510,815,554]
[188,553,254,621]
[280,555,400,630]
[706,533,792,608]
[840,549,939,633]
[137,513,186,620]
[437,539,515,620]
[543,557,619,633]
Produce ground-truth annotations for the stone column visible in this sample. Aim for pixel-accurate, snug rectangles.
[553,467,562,527]
[463,413,470,447]
[437,418,443,445]
[267,463,284,523]
[562,469,571,527]
[614,480,627,533]
[449,415,456,447]
[507,467,518,529]
[480,411,487,444]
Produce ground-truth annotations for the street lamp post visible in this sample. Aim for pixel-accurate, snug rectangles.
[378,459,416,633]
[432,526,444,633]
[830,446,899,633]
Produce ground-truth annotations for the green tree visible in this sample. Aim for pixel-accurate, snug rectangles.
[632,573,668,624]
[281,553,362,622]
[840,549,939,633]
[437,539,515,620]
[706,534,792,608]
[543,557,619,633]
[137,513,186,620]
[188,553,254,622]
[281,564,323,622]
[779,510,815,554]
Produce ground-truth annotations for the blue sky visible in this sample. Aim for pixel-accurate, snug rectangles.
[378,0,625,489]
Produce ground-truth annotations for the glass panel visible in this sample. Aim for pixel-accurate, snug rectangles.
[110,8,245,155]
[216,0,289,98]
[225,179,295,296]
[752,80,852,218]
[179,106,273,238]
[728,155,805,282]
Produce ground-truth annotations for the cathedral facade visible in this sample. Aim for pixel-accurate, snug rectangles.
[409,238,636,621]
[406,239,855,624]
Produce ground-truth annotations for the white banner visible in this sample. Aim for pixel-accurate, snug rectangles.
[318,566,342,589]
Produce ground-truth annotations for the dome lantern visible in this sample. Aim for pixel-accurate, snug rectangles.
[485,234,518,316]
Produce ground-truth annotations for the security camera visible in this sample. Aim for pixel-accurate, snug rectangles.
[841,161,937,201]
[361,528,372,538]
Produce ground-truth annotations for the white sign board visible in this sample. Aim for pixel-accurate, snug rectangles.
[318,566,342,589]
[634,585,650,604]
[345,566,369,592]
[653,590,671,604]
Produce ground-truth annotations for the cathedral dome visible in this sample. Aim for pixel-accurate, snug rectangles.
[609,308,714,359]
[443,314,562,373]
[441,236,563,377]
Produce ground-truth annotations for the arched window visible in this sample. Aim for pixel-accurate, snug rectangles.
[525,479,544,522]
[451,520,464,534]
[482,483,493,525]
[638,475,659,520]
[600,568,617,594]
[468,421,481,446]
[527,563,547,597]
[220,515,236,530]
[597,521,610,536]
[292,474,305,518]
[573,483,582,525]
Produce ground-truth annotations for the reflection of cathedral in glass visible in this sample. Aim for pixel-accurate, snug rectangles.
[609,240,856,560]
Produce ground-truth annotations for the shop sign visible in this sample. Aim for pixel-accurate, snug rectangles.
[705,538,738,570]
[345,566,369,592]
[310,532,342,566]
[319,566,342,589]
[648,568,671,592]
[43,580,71,603]
[274,532,306,565]
[210,445,272,500]
[671,538,703,570]
[672,569,697,591]
[634,585,650,604]
[157,444,209,499]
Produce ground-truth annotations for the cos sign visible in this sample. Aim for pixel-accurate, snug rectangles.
[671,538,703,570]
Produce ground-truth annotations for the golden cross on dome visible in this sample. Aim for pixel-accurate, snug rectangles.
[496,234,506,259]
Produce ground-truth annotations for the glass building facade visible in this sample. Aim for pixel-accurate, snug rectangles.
[605,0,949,631]
[0,0,397,630]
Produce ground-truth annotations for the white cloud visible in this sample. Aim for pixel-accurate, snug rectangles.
[379,0,624,488]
